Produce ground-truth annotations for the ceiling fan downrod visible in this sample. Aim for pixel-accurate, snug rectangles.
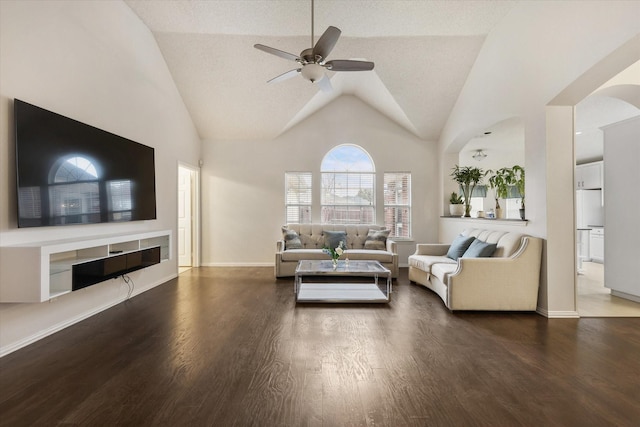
[311,0,314,48]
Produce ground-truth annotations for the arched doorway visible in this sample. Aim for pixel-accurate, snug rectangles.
[545,35,640,317]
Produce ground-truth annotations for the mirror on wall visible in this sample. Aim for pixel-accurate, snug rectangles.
[458,117,525,219]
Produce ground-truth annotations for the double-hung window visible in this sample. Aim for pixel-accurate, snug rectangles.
[284,172,312,224]
[383,172,411,238]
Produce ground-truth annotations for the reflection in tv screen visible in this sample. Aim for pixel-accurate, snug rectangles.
[14,99,157,228]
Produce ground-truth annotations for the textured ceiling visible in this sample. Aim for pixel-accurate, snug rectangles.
[124,0,515,141]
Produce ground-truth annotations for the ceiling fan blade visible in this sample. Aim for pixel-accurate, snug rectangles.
[267,69,301,84]
[254,44,300,62]
[316,75,332,93]
[313,26,341,60]
[325,60,375,71]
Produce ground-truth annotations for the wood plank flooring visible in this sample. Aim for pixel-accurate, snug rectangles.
[1,267,640,426]
[577,261,640,317]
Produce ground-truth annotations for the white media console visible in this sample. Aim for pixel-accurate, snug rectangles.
[0,230,171,303]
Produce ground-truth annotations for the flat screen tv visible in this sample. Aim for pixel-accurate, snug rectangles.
[14,99,157,228]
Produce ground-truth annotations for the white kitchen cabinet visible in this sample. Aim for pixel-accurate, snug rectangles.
[589,228,604,263]
[576,161,603,189]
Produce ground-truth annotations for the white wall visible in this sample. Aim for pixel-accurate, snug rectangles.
[603,116,640,300]
[0,1,201,355]
[201,96,438,267]
[437,1,640,316]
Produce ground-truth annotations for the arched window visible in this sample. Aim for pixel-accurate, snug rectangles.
[48,155,101,224]
[53,156,98,183]
[321,144,375,224]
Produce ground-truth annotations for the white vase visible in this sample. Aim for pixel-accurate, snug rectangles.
[449,204,465,217]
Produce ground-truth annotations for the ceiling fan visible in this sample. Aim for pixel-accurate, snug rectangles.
[254,0,375,92]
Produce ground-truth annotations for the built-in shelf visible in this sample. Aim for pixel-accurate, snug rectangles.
[0,230,171,303]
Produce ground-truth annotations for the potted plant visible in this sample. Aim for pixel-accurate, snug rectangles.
[487,167,511,219]
[487,165,526,220]
[450,165,485,217]
[448,192,465,217]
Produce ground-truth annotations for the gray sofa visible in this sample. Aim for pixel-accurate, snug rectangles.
[408,229,542,311]
[276,224,398,278]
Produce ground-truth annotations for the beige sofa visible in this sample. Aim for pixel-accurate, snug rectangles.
[408,229,542,311]
[276,224,398,278]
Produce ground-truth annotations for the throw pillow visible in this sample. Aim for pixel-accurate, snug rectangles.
[324,230,347,250]
[282,226,302,250]
[462,239,497,258]
[446,235,475,260]
[364,229,390,250]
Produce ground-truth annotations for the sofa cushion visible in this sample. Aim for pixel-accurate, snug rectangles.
[343,249,393,263]
[431,263,458,285]
[364,229,390,250]
[281,249,327,261]
[446,235,475,260]
[494,233,523,258]
[462,239,497,258]
[408,255,456,273]
[324,230,347,250]
[282,226,303,250]
[462,229,523,258]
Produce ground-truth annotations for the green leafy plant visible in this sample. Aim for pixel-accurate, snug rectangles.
[487,167,512,210]
[512,165,525,209]
[449,192,463,205]
[487,165,526,211]
[450,165,485,217]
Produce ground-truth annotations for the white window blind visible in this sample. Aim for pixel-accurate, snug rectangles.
[321,172,375,224]
[285,172,312,224]
[384,172,411,238]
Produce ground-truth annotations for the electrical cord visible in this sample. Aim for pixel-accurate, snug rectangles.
[122,274,135,300]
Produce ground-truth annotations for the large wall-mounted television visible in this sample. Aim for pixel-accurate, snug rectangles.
[14,99,157,228]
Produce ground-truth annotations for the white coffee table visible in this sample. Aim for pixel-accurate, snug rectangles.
[294,260,392,303]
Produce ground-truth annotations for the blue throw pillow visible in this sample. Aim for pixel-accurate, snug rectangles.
[324,230,347,250]
[462,239,497,258]
[446,235,475,260]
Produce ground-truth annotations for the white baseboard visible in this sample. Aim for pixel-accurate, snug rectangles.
[0,273,177,358]
[611,290,640,303]
[200,262,273,267]
[537,307,580,318]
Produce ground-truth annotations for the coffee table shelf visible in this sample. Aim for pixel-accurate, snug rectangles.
[294,260,392,303]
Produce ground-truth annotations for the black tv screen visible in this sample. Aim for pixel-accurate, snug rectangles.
[14,99,157,228]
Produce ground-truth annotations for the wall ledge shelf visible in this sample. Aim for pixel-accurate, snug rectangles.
[440,216,529,227]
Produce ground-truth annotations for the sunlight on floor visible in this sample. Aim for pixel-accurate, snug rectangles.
[178,267,192,274]
[577,262,640,317]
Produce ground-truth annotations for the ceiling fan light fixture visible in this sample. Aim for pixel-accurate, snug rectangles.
[472,149,487,161]
[254,0,373,91]
[301,63,325,83]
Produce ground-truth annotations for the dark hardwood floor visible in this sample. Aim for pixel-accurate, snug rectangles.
[1,267,639,426]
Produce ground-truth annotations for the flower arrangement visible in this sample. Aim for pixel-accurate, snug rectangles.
[323,240,346,267]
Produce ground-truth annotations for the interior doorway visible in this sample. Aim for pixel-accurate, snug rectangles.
[572,64,640,317]
[178,163,199,272]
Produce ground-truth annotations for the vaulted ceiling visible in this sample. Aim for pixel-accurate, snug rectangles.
[124,0,516,141]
